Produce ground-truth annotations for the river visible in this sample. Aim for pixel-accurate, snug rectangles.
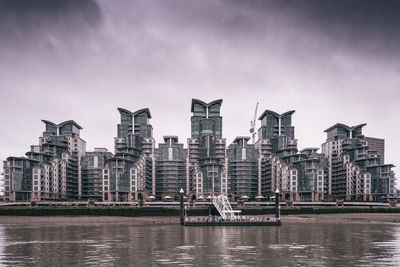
[0,216,399,266]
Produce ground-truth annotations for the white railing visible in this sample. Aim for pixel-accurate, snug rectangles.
[212,195,241,220]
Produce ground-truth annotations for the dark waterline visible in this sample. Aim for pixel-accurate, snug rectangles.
[0,218,399,266]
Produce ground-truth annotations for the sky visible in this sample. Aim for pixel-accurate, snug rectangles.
[0,0,399,187]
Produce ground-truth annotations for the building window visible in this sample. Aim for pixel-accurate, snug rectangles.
[34,181,38,185]
[104,187,108,191]
[104,181,108,185]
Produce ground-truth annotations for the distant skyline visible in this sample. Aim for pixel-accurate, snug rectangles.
[0,0,399,187]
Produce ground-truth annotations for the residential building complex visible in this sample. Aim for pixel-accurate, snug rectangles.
[2,99,396,202]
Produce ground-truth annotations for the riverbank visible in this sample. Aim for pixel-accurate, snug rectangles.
[0,214,399,226]
[0,206,399,217]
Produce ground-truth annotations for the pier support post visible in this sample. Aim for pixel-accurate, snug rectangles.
[180,188,184,225]
[275,188,280,221]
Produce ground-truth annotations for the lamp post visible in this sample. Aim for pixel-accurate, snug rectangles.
[275,188,280,221]
[180,188,184,225]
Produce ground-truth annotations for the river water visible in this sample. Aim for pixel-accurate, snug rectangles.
[0,217,399,266]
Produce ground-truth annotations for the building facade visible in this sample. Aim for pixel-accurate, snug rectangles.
[155,136,187,199]
[187,99,228,199]
[227,137,258,199]
[81,148,113,200]
[102,108,155,202]
[3,120,86,201]
[255,110,327,201]
[322,123,395,201]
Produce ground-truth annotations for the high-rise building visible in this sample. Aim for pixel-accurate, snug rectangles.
[155,136,187,198]
[256,110,297,198]
[256,110,327,201]
[322,123,395,201]
[81,148,113,200]
[290,148,326,201]
[187,99,227,198]
[227,137,258,199]
[102,108,155,202]
[3,120,86,201]
[365,137,385,164]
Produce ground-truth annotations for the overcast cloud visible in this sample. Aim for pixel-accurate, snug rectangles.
[0,0,399,185]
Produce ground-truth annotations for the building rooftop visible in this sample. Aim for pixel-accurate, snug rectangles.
[190,99,223,112]
[258,110,295,121]
[324,123,366,133]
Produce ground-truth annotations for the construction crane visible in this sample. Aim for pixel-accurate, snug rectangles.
[250,102,259,144]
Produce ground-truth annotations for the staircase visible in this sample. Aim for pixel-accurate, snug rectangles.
[212,195,241,220]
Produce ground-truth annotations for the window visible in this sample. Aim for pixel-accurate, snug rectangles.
[34,181,38,185]
[318,171,323,175]
[104,181,108,185]
[104,186,108,191]
[34,186,38,191]
[292,182,296,186]
[318,182,322,186]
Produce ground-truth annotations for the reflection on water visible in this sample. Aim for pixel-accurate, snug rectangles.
[0,219,399,266]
